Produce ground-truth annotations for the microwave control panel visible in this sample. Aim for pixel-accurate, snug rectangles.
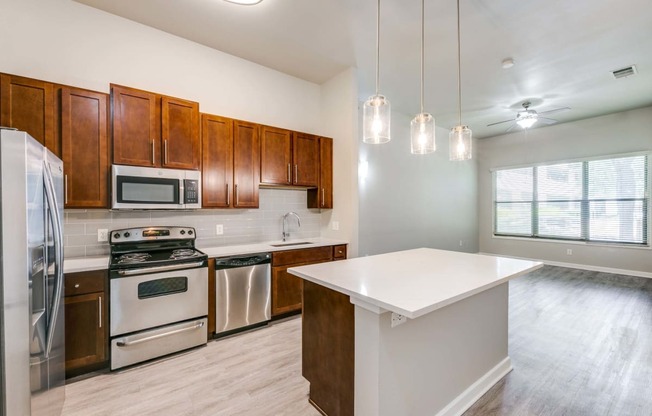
[184,179,199,204]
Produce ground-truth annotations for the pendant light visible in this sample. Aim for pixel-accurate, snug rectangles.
[410,0,436,154]
[449,0,472,161]
[363,0,391,144]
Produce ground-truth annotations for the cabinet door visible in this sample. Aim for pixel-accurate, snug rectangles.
[111,84,160,167]
[201,114,233,208]
[308,137,333,209]
[0,74,56,153]
[272,265,303,316]
[260,126,292,185]
[64,292,107,373]
[233,120,260,208]
[162,96,200,170]
[60,87,109,208]
[293,132,320,187]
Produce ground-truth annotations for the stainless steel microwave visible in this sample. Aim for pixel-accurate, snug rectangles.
[111,165,201,210]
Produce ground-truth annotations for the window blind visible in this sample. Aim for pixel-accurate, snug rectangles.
[494,155,648,245]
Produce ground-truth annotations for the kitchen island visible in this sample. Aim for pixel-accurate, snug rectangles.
[289,248,542,416]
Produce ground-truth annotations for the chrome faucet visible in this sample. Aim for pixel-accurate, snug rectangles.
[282,212,301,242]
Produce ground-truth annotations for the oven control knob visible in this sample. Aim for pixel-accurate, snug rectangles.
[113,233,120,239]
[180,230,186,235]
[124,232,131,238]
[188,230,193,235]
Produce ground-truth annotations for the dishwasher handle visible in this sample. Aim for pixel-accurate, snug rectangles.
[215,253,271,270]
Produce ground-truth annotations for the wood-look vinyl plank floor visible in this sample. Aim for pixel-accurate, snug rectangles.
[62,266,652,416]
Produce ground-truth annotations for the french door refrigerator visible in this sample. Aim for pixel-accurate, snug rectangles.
[0,129,65,416]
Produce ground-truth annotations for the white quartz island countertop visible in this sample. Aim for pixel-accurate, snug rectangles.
[289,248,543,319]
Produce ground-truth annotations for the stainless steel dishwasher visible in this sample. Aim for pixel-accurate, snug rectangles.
[215,253,272,336]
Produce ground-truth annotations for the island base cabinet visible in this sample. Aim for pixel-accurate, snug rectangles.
[302,280,354,416]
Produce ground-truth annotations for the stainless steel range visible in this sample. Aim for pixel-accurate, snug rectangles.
[108,226,208,370]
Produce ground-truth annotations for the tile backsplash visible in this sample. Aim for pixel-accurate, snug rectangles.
[64,189,322,258]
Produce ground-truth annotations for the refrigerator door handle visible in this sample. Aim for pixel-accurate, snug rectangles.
[43,161,64,359]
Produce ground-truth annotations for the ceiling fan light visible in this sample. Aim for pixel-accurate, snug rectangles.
[516,117,537,129]
[449,125,472,161]
[223,0,264,5]
[410,113,436,154]
[363,94,391,144]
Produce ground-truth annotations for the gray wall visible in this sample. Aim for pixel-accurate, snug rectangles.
[478,106,652,275]
[64,189,321,258]
[358,110,479,256]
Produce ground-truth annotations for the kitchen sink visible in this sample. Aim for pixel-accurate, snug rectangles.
[269,242,314,247]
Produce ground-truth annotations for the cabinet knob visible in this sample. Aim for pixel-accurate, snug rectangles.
[74,283,80,288]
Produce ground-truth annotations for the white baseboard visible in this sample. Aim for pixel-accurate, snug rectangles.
[478,252,652,279]
[434,357,512,416]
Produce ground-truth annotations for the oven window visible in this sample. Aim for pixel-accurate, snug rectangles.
[138,277,188,299]
[117,176,180,204]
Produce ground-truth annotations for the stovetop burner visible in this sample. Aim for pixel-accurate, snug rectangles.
[170,249,202,260]
[117,253,152,264]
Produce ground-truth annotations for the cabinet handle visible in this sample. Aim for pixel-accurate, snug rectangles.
[164,140,169,164]
[338,250,343,254]
[65,175,69,205]
[287,163,291,183]
[74,283,80,288]
[98,295,102,329]
[226,183,230,206]
[294,165,298,183]
[235,184,239,206]
[321,188,325,207]
[151,140,155,165]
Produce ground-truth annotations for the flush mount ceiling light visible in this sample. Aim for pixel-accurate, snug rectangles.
[223,0,263,5]
[449,0,472,161]
[410,0,436,154]
[362,0,391,144]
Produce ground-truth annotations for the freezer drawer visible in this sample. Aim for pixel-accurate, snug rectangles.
[111,318,207,370]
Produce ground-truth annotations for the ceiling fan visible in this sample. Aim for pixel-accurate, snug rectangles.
[487,101,571,132]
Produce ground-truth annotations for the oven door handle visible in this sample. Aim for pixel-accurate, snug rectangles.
[116,321,205,347]
[117,261,205,276]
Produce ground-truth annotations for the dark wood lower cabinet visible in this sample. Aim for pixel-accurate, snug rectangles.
[64,270,108,378]
[302,280,354,416]
[272,265,304,316]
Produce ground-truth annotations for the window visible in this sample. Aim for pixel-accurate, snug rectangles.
[494,154,649,246]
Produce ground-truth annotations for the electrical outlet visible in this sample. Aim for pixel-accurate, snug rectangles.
[459,240,464,247]
[566,249,573,255]
[97,229,108,243]
[216,224,224,235]
[332,221,340,231]
[391,312,407,328]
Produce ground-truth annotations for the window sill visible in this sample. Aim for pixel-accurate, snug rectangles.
[491,235,651,251]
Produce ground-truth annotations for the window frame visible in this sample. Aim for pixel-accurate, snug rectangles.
[491,151,651,248]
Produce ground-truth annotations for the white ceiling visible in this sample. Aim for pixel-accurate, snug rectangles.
[75,0,652,138]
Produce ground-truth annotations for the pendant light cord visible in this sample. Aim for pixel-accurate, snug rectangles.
[456,0,462,126]
[375,0,380,96]
[420,0,424,114]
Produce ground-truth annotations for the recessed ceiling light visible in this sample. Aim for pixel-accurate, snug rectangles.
[501,58,515,69]
[223,0,263,4]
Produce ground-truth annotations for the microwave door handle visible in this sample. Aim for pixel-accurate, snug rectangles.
[179,179,184,206]
[43,161,64,359]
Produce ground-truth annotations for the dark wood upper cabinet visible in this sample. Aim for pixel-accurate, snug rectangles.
[0,74,57,154]
[162,96,200,170]
[308,137,333,209]
[111,84,159,167]
[233,120,260,208]
[293,132,319,187]
[260,125,292,185]
[60,87,110,208]
[111,84,199,170]
[201,114,233,208]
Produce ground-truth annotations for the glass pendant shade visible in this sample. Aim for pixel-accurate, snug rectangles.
[449,125,472,161]
[410,113,436,154]
[363,94,391,144]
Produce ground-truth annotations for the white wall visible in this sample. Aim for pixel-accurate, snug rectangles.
[319,68,360,257]
[478,106,652,275]
[358,110,479,256]
[0,0,320,133]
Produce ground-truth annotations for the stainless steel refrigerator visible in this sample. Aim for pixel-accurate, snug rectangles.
[0,129,65,416]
